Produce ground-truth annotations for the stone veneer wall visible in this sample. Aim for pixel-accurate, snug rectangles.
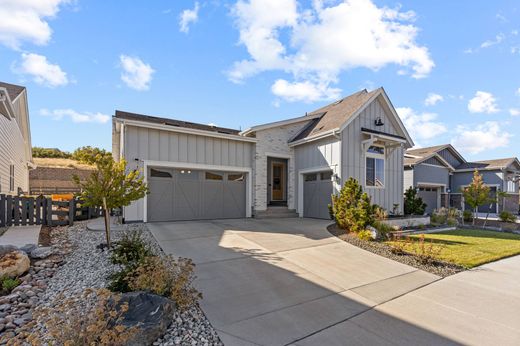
[253,122,310,212]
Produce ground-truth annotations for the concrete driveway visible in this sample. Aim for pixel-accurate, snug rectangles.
[148,218,442,345]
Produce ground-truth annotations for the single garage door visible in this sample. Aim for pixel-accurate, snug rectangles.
[418,187,439,215]
[303,171,333,219]
[147,167,246,222]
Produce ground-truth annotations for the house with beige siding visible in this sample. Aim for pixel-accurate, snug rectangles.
[113,87,414,222]
[0,82,33,195]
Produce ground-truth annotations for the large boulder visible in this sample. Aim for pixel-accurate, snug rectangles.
[0,245,18,257]
[119,292,176,346]
[0,251,30,278]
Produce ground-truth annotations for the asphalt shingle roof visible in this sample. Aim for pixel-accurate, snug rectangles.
[290,88,380,142]
[456,158,517,170]
[115,110,240,135]
[0,81,25,100]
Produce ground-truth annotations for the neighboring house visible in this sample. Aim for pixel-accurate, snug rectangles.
[404,144,520,214]
[113,87,414,222]
[29,158,95,195]
[0,82,33,195]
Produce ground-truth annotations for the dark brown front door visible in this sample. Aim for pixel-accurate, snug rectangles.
[272,162,285,201]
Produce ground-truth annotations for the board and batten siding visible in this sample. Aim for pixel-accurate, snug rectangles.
[413,164,450,189]
[438,148,463,168]
[341,98,404,213]
[122,125,254,221]
[294,136,341,213]
[404,168,414,192]
[0,95,30,194]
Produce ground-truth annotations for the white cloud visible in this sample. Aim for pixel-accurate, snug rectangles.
[229,0,433,101]
[0,0,69,50]
[467,91,499,113]
[40,108,110,123]
[14,53,68,87]
[452,121,511,154]
[480,33,505,48]
[119,55,155,91]
[179,2,200,33]
[271,79,341,103]
[396,107,447,143]
[516,87,520,96]
[509,108,520,116]
[424,93,443,106]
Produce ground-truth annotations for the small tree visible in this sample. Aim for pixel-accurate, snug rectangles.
[74,156,148,247]
[72,146,112,165]
[462,170,490,225]
[404,187,426,215]
[331,178,374,232]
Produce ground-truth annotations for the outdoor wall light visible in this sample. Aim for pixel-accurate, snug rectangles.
[374,117,384,126]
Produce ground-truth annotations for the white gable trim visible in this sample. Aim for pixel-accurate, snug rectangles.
[338,88,414,148]
[288,129,338,147]
[115,118,258,143]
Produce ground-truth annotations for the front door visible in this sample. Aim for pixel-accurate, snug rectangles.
[272,162,285,201]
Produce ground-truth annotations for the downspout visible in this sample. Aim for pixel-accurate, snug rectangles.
[332,129,342,192]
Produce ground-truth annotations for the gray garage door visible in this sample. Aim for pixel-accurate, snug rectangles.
[148,167,246,222]
[303,171,333,219]
[418,187,438,215]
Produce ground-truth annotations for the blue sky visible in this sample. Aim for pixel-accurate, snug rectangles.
[1,0,519,161]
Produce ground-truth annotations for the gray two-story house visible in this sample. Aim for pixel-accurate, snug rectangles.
[404,144,520,214]
[113,87,414,222]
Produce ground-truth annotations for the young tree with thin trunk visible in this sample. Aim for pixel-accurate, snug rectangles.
[73,155,148,247]
[462,170,490,225]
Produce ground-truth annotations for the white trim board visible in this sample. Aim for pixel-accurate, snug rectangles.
[142,160,253,222]
[115,118,257,143]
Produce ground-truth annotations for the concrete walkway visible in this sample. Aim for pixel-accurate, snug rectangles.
[148,218,442,345]
[0,225,41,247]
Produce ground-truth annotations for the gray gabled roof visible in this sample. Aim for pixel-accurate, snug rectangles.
[290,89,380,142]
[115,110,240,135]
[0,81,25,100]
[456,158,520,171]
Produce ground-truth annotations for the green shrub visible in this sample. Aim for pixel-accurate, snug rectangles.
[404,187,426,215]
[128,256,202,310]
[109,231,153,292]
[357,230,373,241]
[373,205,388,221]
[499,211,517,223]
[463,210,473,222]
[327,203,334,220]
[373,221,394,240]
[1,276,21,295]
[331,178,374,232]
[447,217,458,227]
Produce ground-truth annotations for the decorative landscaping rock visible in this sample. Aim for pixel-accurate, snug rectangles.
[0,250,30,278]
[119,292,176,346]
[19,244,37,254]
[367,226,379,240]
[0,245,18,257]
[30,246,53,259]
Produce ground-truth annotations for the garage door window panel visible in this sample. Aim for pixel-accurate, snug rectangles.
[228,173,244,182]
[150,168,172,178]
[206,172,223,181]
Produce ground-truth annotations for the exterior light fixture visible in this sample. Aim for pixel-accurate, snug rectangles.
[374,117,384,126]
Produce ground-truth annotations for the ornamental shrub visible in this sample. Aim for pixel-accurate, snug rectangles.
[331,178,374,232]
[404,187,426,215]
[499,211,516,223]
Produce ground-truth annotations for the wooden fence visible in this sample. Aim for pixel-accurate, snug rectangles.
[0,194,102,228]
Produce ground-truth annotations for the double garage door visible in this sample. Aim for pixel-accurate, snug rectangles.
[303,171,333,219]
[147,167,246,222]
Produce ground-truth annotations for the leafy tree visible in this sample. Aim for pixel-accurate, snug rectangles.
[72,146,112,165]
[331,178,374,232]
[462,170,491,225]
[404,187,426,215]
[73,156,148,247]
[32,147,71,159]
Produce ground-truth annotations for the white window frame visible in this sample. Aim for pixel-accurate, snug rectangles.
[365,145,385,189]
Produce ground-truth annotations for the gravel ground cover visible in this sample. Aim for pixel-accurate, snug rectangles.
[328,224,465,277]
[1,221,222,346]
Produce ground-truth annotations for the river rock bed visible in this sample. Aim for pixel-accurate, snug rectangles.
[0,221,222,345]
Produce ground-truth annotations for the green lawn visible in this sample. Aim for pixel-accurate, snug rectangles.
[389,229,520,268]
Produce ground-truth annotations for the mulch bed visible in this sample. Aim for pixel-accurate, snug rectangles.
[327,224,465,277]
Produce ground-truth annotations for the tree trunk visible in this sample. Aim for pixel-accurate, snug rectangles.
[103,197,111,247]
[472,207,477,226]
